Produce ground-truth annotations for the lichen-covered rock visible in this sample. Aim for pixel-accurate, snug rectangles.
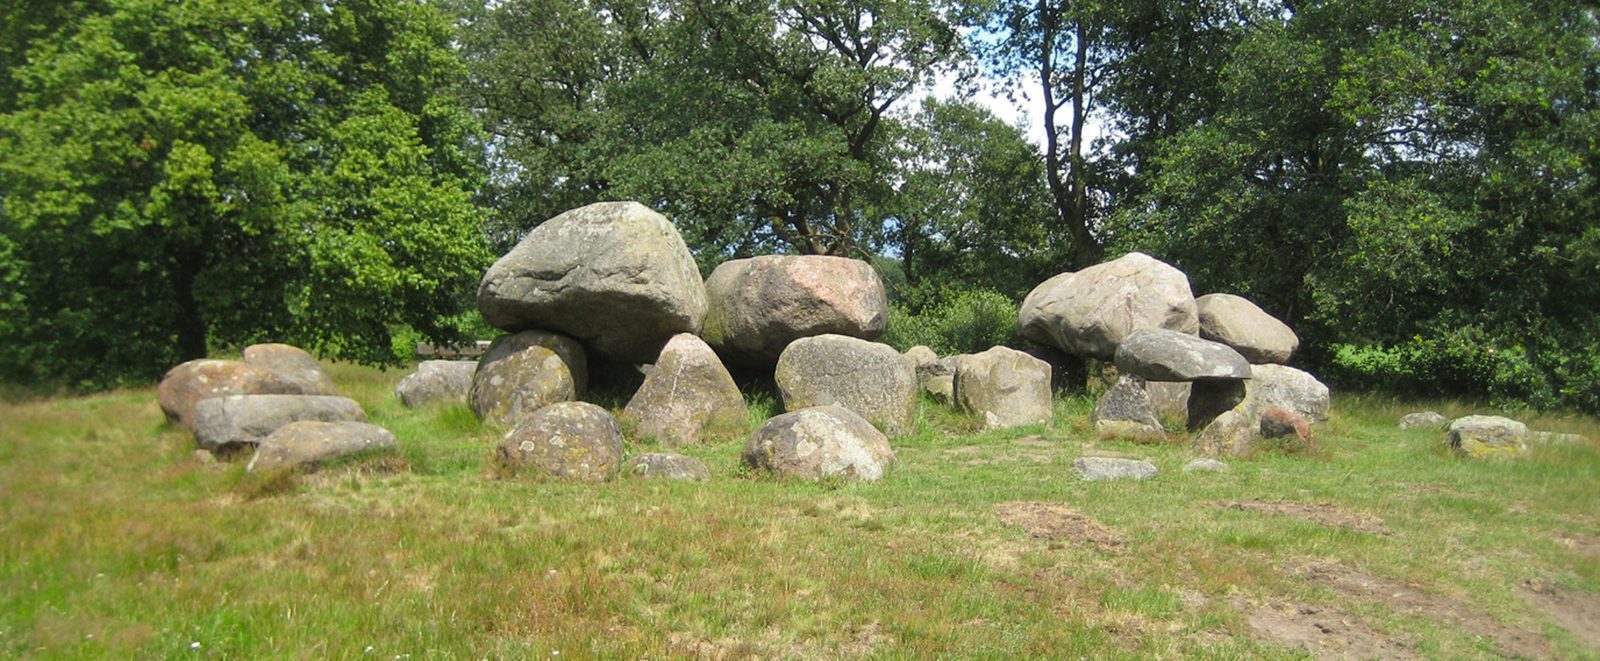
[1446,415,1529,459]
[495,402,624,481]
[193,394,368,455]
[1091,375,1165,441]
[904,345,939,373]
[242,343,338,395]
[775,335,916,436]
[954,346,1054,430]
[1114,329,1251,382]
[247,421,398,473]
[1019,252,1198,360]
[470,345,575,428]
[1073,457,1158,481]
[701,255,888,368]
[479,330,589,394]
[158,359,299,430]
[1398,411,1448,429]
[625,453,711,480]
[1147,380,1192,427]
[1192,405,1258,458]
[622,334,745,445]
[1247,364,1330,423]
[476,201,707,364]
[1195,294,1299,364]
[742,406,895,482]
[396,360,477,408]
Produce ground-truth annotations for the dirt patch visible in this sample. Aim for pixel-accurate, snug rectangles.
[1233,596,1418,660]
[995,501,1127,551]
[1518,579,1600,652]
[1293,562,1552,659]
[1217,500,1391,536]
[1011,435,1055,448]
[943,445,983,455]
[1554,532,1600,557]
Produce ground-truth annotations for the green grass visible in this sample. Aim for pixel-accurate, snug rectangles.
[2,363,1598,658]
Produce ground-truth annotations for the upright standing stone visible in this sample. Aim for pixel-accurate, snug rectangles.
[1018,252,1199,360]
[775,335,916,436]
[954,346,1054,429]
[1091,375,1166,441]
[476,202,708,364]
[480,330,589,395]
[1248,364,1331,423]
[469,344,576,428]
[622,333,746,445]
[701,255,889,368]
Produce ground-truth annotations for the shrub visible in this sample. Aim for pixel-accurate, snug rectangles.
[884,288,1019,356]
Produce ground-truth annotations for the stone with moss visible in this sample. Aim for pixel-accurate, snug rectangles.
[625,453,711,480]
[775,334,915,436]
[247,421,398,473]
[742,405,895,482]
[1446,415,1529,459]
[496,402,624,482]
[622,333,745,445]
[953,346,1053,430]
[470,344,575,429]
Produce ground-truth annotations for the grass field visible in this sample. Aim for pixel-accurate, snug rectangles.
[2,362,1598,659]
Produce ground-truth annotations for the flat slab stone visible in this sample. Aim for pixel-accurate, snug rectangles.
[1073,457,1158,481]
[247,421,398,473]
[1114,329,1251,382]
[625,453,711,480]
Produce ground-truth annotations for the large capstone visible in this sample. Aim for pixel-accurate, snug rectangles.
[495,401,624,481]
[622,333,746,445]
[157,359,299,430]
[469,344,576,429]
[700,255,888,368]
[1446,415,1529,459]
[193,394,367,455]
[242,343,338,395]
[742,405,895,482]
[396,360,477,408]
[953,346,1054,430]
[775,334,916,436]
[1195,294,1299,364]
[1018,252,1198,361]
[247,421,398,473]
[476,201,708,364]
[1114,329,1251,382]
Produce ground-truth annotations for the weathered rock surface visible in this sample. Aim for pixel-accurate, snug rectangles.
[1446,415,1529,459]
[1073,457,1158,481]
[1398,411,1448,429]
[904,345,939,373]
[1147,380,1192,426]
[158,359,299,430]
[193,395,367,454]
[1183,458,1229,473]
[954,346,1054,429]
[1019,252,1198,360]
[242,343,338,395]
[1259,406,1312,446]
[1192,405,1258,457]
[396,360,476,408]
[470,345,576,428]
[1114,329,1251,382]
[742,405,895,482]
[624,453,711,480]
[622,333,745,444]
[1091,375,1166,441]
[480,330,589,394]
[1195,294,1299,364]
[476,201,708,364]
[775,335,916,436]
[495,401,624,481]
[247,421,398,473]
[1248,364,1331,423]
[701,255,888,368]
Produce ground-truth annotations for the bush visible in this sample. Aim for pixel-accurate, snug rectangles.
[1321,326,1559,411]
[884,288,1019,356]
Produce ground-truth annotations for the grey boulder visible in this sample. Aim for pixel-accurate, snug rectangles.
[742,405,895,482]
[1019,252,1198,361]
[1114,329,1251,382]
[622,333,746,445]
[476,201,707,364]
[480,330,589,395]
[157,359,299,430]
[1182,458,1230,473]
[1398,411,1448,429]
[1091,375,1166,442]
[495,401,624,481]
[701,255,888,368]
[1248,364,1331,423]
[1446,415,1529,459]
[1073,457,1158,481]
[1195,294,1299,364]
[954,346,1054,429]
[625,453,711,480]
[469,344,576,428]
[247,421,398,473]
[242,343,338,395]
[775,334,916,436]
[193,394,367,455]
[396,360,477,408]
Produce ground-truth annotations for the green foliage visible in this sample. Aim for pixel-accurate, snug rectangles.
[0,0,491,389]
[884,287,1019,356]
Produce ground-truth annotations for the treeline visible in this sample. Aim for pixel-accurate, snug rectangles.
[1,0,1597,411]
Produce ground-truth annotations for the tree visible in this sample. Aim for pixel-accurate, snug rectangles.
[0,0,491,389]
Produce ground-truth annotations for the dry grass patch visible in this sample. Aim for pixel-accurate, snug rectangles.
[1216,500,1392,536]
[995,502,1128,552]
